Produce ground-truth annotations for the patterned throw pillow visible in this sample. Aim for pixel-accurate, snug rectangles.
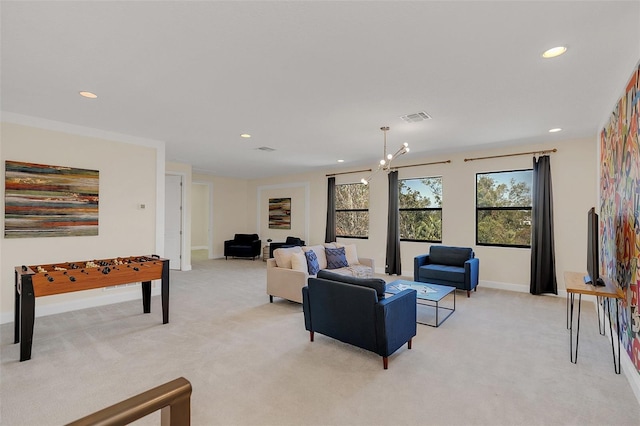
[325,247,348,269]
[305,250,320,275]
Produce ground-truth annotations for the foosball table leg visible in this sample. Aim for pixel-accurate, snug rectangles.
[142,281,151,314]
[14,271,20,344]
[161,259,169,324]
[19,277,35,362]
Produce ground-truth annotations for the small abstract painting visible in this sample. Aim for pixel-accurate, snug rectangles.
[268,197,291,229]
[4,160,99,238]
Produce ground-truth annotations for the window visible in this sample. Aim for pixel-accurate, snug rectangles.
[399,177,442,242]
[335,183,369,238]
[476,169,533,247]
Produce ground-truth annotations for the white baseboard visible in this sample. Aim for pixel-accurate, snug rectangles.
[0,285,161,325]
[480,279,529,293]
[480,280,600,303]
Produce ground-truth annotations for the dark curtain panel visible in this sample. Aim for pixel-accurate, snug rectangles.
[325,177,336,243]
[386,171,402,275]
[530,155,557,295]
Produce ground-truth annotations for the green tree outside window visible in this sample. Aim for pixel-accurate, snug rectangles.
[476,170,532,247]
[335,183,369,238]
[399,177,442,242]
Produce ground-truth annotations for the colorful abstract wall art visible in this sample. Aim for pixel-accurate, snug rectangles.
[4,161,99,238]
[599,61,640,373]
[268,197,291,229]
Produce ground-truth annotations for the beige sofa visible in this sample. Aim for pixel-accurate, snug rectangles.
[266,244,374,303]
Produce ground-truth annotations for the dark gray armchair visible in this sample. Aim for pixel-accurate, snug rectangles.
[224,234,261,260]
[268,236,305,258]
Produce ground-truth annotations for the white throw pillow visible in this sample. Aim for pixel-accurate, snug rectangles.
[273,246,303,269]
[290,251,308,273]
[338,244,359,266]
[303,245,328,270]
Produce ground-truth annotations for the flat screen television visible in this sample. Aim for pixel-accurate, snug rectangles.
[586,207,605,286]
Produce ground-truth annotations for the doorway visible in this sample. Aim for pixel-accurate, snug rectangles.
[191,182,212,261]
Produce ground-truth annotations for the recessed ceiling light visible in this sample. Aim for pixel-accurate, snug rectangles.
[542,46,567,59]
[240,133,251,138]
[79,91,97,99]
[549,128,562,133]
[337,159,344,163]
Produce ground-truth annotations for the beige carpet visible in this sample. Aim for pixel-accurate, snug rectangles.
[1,256,639,425]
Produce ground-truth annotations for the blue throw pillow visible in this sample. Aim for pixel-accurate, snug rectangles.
[325,247,348,269]
[305,250,320,275]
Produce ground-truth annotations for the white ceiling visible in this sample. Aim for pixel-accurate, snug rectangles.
[2,1,639,179]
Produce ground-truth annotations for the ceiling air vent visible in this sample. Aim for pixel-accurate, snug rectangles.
[400,111,432,123]
[256,146,276,152]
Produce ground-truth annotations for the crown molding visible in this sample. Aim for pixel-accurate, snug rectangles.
[1,111,165,149]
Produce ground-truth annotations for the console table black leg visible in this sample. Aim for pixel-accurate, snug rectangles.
[142,281,151,314]
[597,295,605,335]
[566,292,569,329]
[569,293,573,360]
[575,294,581,363]
[607,297,621,374]
[616,299,621,374]
[570,293,581,364]
[19,277,35,362]
[161,260,170,324]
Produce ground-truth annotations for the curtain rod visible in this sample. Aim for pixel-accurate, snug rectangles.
[464,148,557,162]
[326,168,372,177]
[391,160,451,170]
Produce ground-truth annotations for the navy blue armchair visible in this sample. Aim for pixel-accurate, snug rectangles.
[303,270,416,369]
[224,234,261,260]
[414,245,479,297]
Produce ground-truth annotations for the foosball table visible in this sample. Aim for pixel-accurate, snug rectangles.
[14,255,170,361]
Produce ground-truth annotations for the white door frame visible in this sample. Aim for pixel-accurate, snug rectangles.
[165,172,188,270]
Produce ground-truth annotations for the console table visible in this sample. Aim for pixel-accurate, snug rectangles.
[564,271,624,374]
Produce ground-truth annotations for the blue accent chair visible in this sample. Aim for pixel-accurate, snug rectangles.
[414,245,479,297]
[302,270,416,369]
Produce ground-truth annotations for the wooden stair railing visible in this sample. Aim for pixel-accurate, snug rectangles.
[66,377,192,426]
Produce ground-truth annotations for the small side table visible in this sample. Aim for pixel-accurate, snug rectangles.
[262,245,269,262]
[564,271,624,374]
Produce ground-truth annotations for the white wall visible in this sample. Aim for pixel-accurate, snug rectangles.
[247,137,597,292]
[1,121,162,322]
[191,183,209,249]
[258,183,309,244]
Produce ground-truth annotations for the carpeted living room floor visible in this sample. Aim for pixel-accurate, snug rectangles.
[1,253,640,425]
